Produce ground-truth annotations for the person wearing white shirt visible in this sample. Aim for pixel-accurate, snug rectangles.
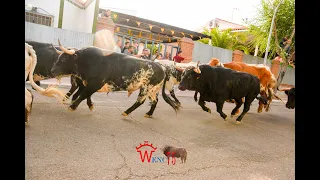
[114,39,122,53]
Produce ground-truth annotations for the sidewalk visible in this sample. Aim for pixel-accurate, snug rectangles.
[27,77,71,88]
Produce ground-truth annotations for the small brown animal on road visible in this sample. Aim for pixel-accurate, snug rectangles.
[162,145,187,163]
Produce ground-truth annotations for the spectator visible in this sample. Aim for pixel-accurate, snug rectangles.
[114,39,122,53]
[140,48,151,60]
[155,53,163,60]
[132,40,139,55]
[173,50,185,63]
[123,46,134,56]
[162,52,172,60]
[104,9,111,19]
[122,42,130,53]
[280,36,291,55]
[151,49,161,60]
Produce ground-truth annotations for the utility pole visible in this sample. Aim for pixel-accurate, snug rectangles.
[263,0,284,65]
[231,8,239,22]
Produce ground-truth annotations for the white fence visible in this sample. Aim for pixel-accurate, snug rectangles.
[192,41,233,64]
[25,22,94,48]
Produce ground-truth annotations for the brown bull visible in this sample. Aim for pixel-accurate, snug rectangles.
[208,58,282,113]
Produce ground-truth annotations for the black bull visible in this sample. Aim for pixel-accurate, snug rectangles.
[25,41,61,86]
[284,88,295,109]
[51,44,179,117]
[178,65,268,123]
[25,41,183,110]
[25,41,79,91]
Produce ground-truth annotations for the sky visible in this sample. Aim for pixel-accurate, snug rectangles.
[100,0,262,31]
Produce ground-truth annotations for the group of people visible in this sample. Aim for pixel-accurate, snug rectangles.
[113,39,187,62]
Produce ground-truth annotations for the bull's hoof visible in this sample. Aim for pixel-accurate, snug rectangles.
[63,95,70,101]
[257,109,262,113]
[68,106,75,112]
[266,107,270,112]
[224,116,228,121]
[206,108,211,113]
[121,112,128,116]
[25,121,29,126]
[236,121,241,125]
[89,105,94,111]
[144,114,152,118]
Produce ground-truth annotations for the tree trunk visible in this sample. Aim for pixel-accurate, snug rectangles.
[274,26,295,94]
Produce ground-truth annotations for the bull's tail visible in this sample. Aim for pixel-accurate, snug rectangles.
[26,43,65,103]
[161,67,180,113]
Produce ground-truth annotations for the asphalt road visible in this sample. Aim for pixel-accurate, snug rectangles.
[25,82,295,180]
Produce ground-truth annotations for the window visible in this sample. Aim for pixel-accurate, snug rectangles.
[25,11,53,27]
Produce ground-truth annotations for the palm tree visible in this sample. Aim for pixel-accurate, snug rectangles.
[198,28,250,54]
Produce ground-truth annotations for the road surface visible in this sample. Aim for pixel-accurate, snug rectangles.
[25,78,295,180]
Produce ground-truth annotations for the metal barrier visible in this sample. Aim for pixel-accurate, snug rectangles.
[114,33,180,59]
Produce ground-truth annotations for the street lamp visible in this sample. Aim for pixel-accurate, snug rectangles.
[263,0,284,65]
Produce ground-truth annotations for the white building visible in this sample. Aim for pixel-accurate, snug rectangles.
[25,0,98,33]
[195,18,248,33]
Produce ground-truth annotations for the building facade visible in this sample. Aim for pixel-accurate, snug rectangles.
[25,0,98,33]
[196,18,248,33]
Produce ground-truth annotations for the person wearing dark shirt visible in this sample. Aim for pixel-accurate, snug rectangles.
[141,48,151,60]
[132,41,139,55]
[123,46,134,56]
[173,50,185,63]
[280,36,291,54]
[122,42,130,53]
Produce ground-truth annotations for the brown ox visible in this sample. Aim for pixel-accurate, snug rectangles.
[208,58,281,113]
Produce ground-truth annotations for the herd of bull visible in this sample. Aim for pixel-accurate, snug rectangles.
[25,39,295,125]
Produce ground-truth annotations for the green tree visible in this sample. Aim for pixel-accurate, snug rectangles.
[198,28,250,54]
[146,44,163,55]
[247,0,295,91]
[247,0,295,60]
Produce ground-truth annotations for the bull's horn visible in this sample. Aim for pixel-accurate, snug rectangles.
[194,61,201,74]
[273,94,286,104]
[175,66,184,72]
[58,39,75,55]
[51,43,63,54]
[277,87,292,91]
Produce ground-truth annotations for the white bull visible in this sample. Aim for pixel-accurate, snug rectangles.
[25,43,65,124]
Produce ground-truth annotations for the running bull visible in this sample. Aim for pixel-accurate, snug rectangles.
[25,41,78,91]
[25,40,104,108]
[51,40,179,117]
[278,84,295,109]
[154,60,198,106]
[178,63,267,124]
